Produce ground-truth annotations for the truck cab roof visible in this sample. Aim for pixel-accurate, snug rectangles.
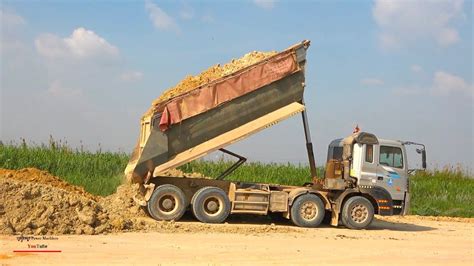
[328,137,404,147]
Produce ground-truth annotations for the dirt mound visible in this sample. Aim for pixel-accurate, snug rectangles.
[145,50,276,116]
[0,168,299,236]
[0,177,107,235]
[158,168,208,179]
[0,168,97,201]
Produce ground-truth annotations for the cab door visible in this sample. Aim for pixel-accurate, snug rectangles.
[357,144,378,187]
[375,144,407,200]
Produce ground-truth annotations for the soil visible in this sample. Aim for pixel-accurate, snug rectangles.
[144,50,276,117]
[0,168,472,264]
[0,168,290,236]
[1,216,472,265]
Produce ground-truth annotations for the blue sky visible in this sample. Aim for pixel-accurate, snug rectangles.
[1,0,472,169]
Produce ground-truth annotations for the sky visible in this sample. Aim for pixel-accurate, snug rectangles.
[1,0,473,169]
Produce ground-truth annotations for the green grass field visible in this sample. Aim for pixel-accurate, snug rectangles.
[1,141,473,217]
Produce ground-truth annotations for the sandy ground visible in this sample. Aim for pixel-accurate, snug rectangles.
[1,215,472,265]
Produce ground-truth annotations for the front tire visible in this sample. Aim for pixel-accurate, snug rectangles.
[191,187,231,223]
[341,196,374,229]
[147,184,187,221]
[290,194,325,228]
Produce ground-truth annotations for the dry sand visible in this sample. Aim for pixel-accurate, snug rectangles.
[1,216,472,265]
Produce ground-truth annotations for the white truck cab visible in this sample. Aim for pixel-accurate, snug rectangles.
[327,132,426,216]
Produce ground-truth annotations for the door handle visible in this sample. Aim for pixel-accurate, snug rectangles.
[377,176,383,181]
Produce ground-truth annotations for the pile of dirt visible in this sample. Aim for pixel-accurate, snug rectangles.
[0,168,98,201]
[158,168,208,179]
[0,168,299,236]
[144,50,276,116]
[0,177,108,235]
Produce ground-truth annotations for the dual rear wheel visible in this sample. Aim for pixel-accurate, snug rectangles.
[147,185,231,223]
[290,194,375,229]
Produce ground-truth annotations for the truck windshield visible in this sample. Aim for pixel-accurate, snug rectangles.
[379,146,403,168]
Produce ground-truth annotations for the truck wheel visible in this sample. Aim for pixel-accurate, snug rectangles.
[191,187,230,224]
[341,196,374,229]
[147,184,187,221]
[290,194,325,228]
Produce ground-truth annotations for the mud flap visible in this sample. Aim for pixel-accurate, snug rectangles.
[402,192,410,216]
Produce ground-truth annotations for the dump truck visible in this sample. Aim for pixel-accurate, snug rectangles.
[125,40,427,229]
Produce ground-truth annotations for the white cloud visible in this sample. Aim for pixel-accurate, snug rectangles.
[120,71,144,81]
[48,80,82,98]
[432,71,473,96]
[1,9,27,55]
[393,86,422,96]
[254,0,275,10]
[145,0,178,31]
[373,0,465,49]
[201,14,215,23]
[0,8,26,26]
[393,71,472,97]
[360,78,384,86]
[179,5,194,20]
[35,28,119,59]
[411,65,423,73]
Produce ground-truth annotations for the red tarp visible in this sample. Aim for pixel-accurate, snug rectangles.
[159,51,299,131]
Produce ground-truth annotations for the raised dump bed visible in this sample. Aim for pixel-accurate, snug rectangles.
[126,40,311,184]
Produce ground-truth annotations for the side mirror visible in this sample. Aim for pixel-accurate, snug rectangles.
[422,149,427,169]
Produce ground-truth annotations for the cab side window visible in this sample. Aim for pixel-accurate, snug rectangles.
[365,144,373,163]
[379,146,403,168]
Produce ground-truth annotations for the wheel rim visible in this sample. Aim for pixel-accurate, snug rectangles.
[300,201,318,221]
[203,196,223,217]
[350,204,369,224]
[157,194,178,214]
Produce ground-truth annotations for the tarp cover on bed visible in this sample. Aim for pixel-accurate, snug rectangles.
[157,51,299,131]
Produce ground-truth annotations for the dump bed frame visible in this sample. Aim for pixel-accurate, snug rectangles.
[126,40,313,184]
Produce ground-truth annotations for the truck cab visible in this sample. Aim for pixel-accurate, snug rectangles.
[327,133,426,216]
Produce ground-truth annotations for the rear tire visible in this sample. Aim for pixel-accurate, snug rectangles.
[341,196,374,229]
[147,184,187,221]
[191,187,230,223]
[290,194,325,228]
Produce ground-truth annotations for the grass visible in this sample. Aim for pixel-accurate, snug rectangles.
[180,160,324,186]
[410,166,474,217]
[0,141,472,217]
[0,138,129,195]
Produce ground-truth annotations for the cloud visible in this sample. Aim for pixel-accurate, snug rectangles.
[360,78,384,86]
[179,5,194,20]
[253,0,275,10]
[47,80,82,98]
[1,9,27,55]
[35,28,119,59]
[432,71,473,96]
[393,86,422,96]
[0,8,26,26]
[373,0,465,49]
[201,14,214,23]
[120,71,144,81]
[145,0,178,31]
[411,65,423,73]
[393,71,472,97]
